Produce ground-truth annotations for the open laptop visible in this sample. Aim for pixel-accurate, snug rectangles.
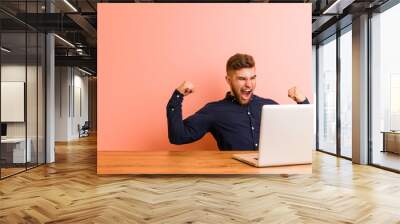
[233,104,314,167]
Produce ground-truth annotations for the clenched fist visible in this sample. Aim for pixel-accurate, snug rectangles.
[288,86,306,103]
[176,81,195,96]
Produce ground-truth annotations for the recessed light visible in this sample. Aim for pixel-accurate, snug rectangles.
[63,0,78,12]
[78,67,93,76]
[54,34,75,48]
[1,47,11,53]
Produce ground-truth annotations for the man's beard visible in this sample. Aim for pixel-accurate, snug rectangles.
[231,89,252,105]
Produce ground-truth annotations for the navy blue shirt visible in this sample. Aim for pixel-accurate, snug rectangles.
[166,90,309,151]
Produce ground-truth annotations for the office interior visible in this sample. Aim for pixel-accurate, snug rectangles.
[0,0,400,223]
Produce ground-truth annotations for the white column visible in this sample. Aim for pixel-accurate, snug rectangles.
[45,0,55,163]
[46,33,55,163]
[352,14,369,164]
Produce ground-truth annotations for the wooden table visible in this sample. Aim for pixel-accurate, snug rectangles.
[381,131,400,154]
[97,151,312,175]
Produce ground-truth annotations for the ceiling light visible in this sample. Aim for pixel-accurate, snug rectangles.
[63,0,78,12]
[78,67,93,76]
[54,34,75,48]
[1,47,11,53]
[322,0,354,15]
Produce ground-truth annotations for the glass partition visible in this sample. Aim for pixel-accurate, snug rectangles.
[0,1,46,179]
[1,31,28,177]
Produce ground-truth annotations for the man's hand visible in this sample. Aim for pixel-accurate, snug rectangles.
[288,86,306,103]
[176,81,195,96]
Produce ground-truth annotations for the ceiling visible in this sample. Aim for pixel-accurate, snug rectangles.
[0,0,392,75]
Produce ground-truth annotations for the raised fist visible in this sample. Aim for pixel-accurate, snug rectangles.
[288,86,306,103]
[176,81,195,96]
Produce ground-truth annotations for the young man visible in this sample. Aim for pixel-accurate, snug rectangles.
[166,53,309,150]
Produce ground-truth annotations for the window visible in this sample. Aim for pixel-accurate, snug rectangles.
[339,27,352,158]
[370,2,400,171]
[317,35,337,154]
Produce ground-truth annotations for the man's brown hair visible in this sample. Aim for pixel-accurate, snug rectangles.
[226,53,255,73]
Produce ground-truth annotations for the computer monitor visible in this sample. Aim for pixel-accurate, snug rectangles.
[1,123,7,137]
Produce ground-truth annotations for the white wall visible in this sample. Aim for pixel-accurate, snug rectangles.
[55,66,70,141]
[55,67,89,141]
[1,65,26,135]
[1,65,40,138]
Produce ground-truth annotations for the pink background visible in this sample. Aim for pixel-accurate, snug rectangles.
[98,3,312,151]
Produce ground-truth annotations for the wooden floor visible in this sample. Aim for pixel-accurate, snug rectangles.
[0,167,26,178]
[1,135,400,223]
[372,150,400,171]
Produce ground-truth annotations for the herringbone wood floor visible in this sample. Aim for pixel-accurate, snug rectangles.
[1,135,400,224]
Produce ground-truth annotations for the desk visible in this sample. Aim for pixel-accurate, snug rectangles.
[97,151,312,175]
[1,138,31,163]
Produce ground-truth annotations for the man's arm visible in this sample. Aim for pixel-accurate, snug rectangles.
[166,82,212,145]
[297,98,310,104]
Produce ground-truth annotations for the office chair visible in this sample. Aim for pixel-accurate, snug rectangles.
[79,121,90,138]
